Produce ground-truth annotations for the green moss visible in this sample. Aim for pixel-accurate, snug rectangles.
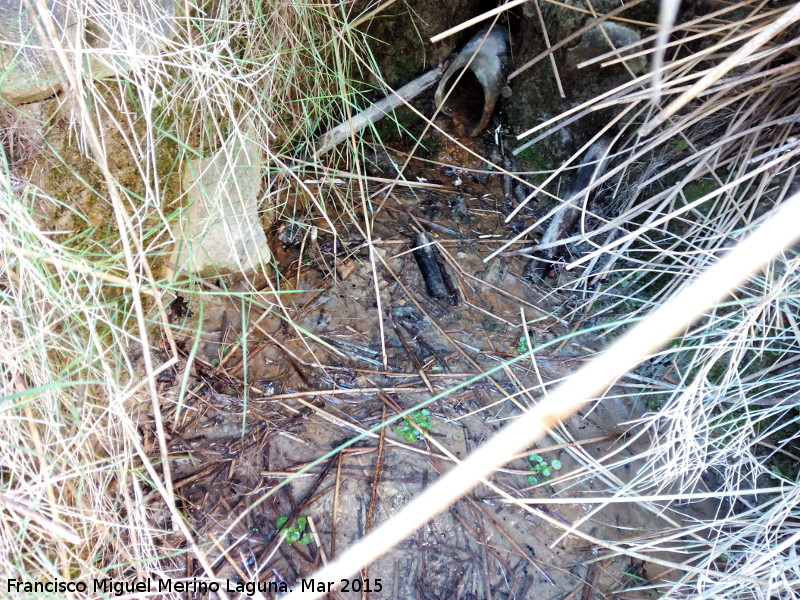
[645,392,670,411]
[681,178,718,206]
[419,136,443,157]
[706,358,728,385]
[515,141,557,170]
[371,104,442,157]
[515,141,559,186]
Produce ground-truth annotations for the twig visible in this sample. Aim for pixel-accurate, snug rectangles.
[314,65,446,156]
[532,0,565,98]
[330,455,343,560]
[349,0,399,30]
[362,406,386,600]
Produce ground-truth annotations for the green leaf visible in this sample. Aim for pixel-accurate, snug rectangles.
[297,516,307,529]
[286,528,301,543]
[276,516,288,529]
[411,410,432,430]
[541,467,552,477]
[397,422,420,442]
[550,459,562,470]
[527,475,538,486]
[530,454,544,464]
[299,533,312,545]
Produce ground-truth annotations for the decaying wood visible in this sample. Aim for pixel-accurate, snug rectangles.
[411,231,448,299]
[528,135,614,279]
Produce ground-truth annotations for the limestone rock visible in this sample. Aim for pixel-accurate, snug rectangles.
[0,0,174,104]
[172,127,271,277]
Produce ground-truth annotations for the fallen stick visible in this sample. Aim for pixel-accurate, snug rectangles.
[529,133,614,279]
[314,63,446,157]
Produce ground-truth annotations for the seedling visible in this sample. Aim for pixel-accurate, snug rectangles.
[395,409,433,443]
[276,516,311,545]
[527,454,562,486]
[513,335,529,355]
[211,341,237,366]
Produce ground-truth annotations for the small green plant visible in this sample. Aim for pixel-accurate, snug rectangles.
[276,516,311,545]
[211,343,235,366]
[671,138,689,152]
[395,409,433,443]
[527,454,562,486]
[513,335,530,355]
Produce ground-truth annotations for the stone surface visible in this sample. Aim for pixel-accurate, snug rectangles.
[172,124,271,277]
[0,0,174,104]
[503,2,658,181]
[352,0,483,89]
[566,21,646,74]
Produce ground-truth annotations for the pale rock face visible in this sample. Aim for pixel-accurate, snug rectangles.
[171,123,272,278]
[0,0,174,104]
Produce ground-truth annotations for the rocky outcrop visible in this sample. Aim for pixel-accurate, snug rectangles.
[352,0,484,89]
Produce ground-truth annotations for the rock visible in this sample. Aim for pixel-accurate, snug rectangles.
[0,1,174,105]
[566,22,646,74]
[171,124,271,277]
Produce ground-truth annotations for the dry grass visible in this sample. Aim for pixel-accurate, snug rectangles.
[508,2,800,596]
[0,0,378,595]
[0,188,170,586]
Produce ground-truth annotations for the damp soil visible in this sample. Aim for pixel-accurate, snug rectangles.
[152,134,715,599]
[8,93,718,597]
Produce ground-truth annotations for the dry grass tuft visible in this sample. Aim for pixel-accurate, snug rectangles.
[0,189,169,587]
[510,2,800,596]
[0,0,378,594]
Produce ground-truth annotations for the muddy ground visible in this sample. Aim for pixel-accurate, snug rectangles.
[149,131,715,599]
